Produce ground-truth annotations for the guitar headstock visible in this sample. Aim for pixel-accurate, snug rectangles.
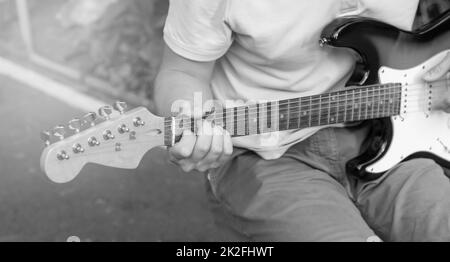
[40,101,168,183]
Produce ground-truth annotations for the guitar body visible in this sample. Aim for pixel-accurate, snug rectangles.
[321,12,450,180]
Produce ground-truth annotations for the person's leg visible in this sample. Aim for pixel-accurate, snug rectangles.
[355,158,450,241]
[207,128,377,241]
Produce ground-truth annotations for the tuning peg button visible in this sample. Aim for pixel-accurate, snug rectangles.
[113,101,128,114]
[57,150,69,160]
[83,112,97,127]
[72,143,85,154]
[103,130,115,140]
[98,106,113,120]
[40,130,51,146]
[118,124,130,134]
[88,137,100,147]
[68,118,82,133]
[133,117,145,127]
[53,125,66,140]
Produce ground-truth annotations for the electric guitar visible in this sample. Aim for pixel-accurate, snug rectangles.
[40,12,450,183]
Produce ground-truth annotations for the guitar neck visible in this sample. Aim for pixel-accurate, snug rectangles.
[164,83,403,146]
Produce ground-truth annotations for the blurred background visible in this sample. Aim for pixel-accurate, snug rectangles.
[0,0,236,242]
[0,0,448,242]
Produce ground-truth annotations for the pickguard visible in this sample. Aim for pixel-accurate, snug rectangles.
[365,50,450,173]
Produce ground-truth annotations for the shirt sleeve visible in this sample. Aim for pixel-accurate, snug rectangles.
[163,0,233,62]
[361,0,420,31]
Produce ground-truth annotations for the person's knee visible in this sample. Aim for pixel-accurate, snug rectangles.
[357,158,450,241]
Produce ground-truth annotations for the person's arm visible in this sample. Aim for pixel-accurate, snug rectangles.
[153,44,233,173]
[154,45,215,116]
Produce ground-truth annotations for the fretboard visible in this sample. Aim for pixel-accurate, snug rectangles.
[164,83,402,145]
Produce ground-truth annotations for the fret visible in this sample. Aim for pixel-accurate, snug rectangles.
[248,104,258,135]
[389,85,395,116]
[379,86,385,116]
[328,94,332,124]
[342,90,349,122]
[310,95,320,127]
[286,100,291,130]
[272,101,280,132]
[373,85,383,118]
[256,103,261,134]
[368,86,374,119]
[387,86,393,117]
[228,107,236,135]
[297,98,302,128]
[355,88,362,121]
[380,85,389,117]
[394,85,402,115]
[244,106,249,135]
[350,89,355,121]
[340,90,347,123]
[308,96,312,127]
[381,86,387,117]
[235,106,245,136]
[369,86,374,119]
[191,117,195,133]
[389,85,396,115]
[224,107,234,136]
[288,98,300,129]
[278,100,289,131]
[300,97,310,128]
[361,87,368,120]
[222,108,227,131]
[320,94,330,125]
[317,95,322,126]
[329,93,338,124]
[267,102,272,129]
[391,86,397,116]
[259,102,268,134]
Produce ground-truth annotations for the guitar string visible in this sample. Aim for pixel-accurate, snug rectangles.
[169,104,402,133]
[167,95,445,131]
[168,94,402,128]
[165,96,433,131]
[164,79,447,125]
[166,89,403,124]
[161,82,447,134]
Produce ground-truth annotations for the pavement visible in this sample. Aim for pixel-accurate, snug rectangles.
[0,75,236,241]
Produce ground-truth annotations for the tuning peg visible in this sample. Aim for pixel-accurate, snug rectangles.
[40,130,51,146]
[98,106,113,120]
[83,112,97,127]
[52,125,66,140]
[68,118,82,133]
[113,101,128,114]
[57,150,70,160]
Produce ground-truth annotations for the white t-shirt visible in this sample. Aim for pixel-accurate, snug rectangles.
[163,0,419,159]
